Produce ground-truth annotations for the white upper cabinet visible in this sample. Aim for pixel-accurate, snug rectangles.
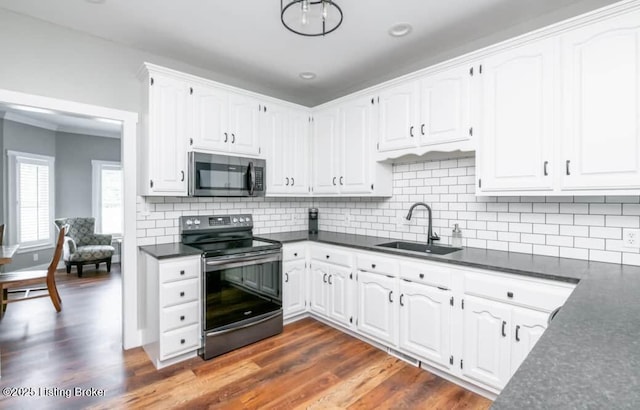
[262,103,289,194]
[560,10,640,191]
[312,107,341,194]
[419,65,472,146]
[141,71,189,195]
[227,92,261,156]
[288,109,311,195]
[378,82,420,152]
[190,84,228,153]
[478,38,557,193]
[339,98,373,194]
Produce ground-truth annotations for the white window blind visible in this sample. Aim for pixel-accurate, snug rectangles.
[8,151,55,248]
[92,161,122,236]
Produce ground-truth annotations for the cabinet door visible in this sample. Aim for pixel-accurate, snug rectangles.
[327,265,352,326]
[399,281,451,369]
[289,110,310,194]
[191,84,228,153]
[228,92,261,156]
[312,108,340,194]
[309,261,330,316]
[419,65,471,145]
[378,81,420,152]
[263,103,290,194]
[478,38,557,192]
[339,99,372,194]
[283,260,307,318]
[462,296,511,390]
[148,73,189,194]
[510,307,548,375]
[356,270,397,345]
[561,11,640,190]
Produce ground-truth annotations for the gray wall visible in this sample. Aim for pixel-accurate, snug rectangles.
[2,120,57,271]
[55,132,120,218]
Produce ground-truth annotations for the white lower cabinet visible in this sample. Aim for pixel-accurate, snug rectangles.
[510,307,548,373]
[461,295,512,390]
[398,280,452,370]
[356,270,397,346]
[141,253,202,369]
[311,260,353,327]
[283,259,307,318]
[309,261,330,317]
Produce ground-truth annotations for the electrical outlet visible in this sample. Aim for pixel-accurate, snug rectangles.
[33,253,39,262]
[624,229,640,249]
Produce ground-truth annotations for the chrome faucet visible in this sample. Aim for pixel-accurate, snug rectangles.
[406,202,440,245]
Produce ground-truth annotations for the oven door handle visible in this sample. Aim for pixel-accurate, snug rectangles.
[205,252,281,271]
[205,311,282,337]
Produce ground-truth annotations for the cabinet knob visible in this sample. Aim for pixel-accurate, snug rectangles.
[180,339,186,345]
[326,255,330,259]
[180,270,185,276]
[180,291,185,297]
[294,253,298,257]
[371,264,376,269]
[507,291,514,298]
[419,273,424,279]
[180,315,185,321]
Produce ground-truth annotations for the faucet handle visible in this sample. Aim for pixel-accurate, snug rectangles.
[430,232,440,241]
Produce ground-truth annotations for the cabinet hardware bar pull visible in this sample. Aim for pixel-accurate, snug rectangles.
[231,133,235,143]
[388,291,393,303]
[566,160,571,175]
[333,177,337,186]
[502,321,507,337]
[544,161,549,176]
[409,126,414,137]
[328,275,333,285]
[340,176,344,185]
[181,170,185,182]
[421,124,425,135]
[224,132,228,143]
[285,177,290,186]
[399,294,404,306]
[285,273,289,283]
[323,273,327,283]
[516,325,521,342]
[291,177,295,186]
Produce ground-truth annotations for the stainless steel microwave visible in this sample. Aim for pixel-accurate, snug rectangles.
[188,152,265,197]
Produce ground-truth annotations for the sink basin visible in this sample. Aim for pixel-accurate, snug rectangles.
[376,241,462,255]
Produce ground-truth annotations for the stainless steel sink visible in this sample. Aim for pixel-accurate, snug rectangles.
[376,241,462,255]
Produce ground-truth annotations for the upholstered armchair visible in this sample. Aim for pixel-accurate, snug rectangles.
[54,217,115,277]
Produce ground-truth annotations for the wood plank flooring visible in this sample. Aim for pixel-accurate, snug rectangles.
[0,266,492,409]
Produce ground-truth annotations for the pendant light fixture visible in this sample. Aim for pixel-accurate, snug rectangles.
[281,0,343,37]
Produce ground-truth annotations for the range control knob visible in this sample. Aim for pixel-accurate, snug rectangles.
[194,219,201,225]
[185,219,193,226]
[239,217,244,223]
[232,217,238,224]
[245,216,251,223]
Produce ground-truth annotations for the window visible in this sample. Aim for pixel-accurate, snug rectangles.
[92,160,123,236]
[7,151,55,249]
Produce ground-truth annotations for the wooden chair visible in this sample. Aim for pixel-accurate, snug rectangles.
[0,227,65,319]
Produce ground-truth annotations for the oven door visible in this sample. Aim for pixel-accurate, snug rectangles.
[189,152,265,197]
[202,250,282,359]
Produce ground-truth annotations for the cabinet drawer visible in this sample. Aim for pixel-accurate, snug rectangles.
[161,278,199,308]
[310,246,352,267]
[464,272,573,312]
[400,261,452,289]
[283,244,306,261]
[160,324,201,360]
[159,258,200,284]
[161,301,200,332]
[356,254,398,276]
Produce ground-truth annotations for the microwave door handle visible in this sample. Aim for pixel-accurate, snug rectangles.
[248,161,256,196]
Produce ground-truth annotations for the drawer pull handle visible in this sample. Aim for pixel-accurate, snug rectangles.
[180,292,185,297]
[180,315,185,321]
[507,291,514,298]
[180,270,185,276]
[180,339,186,345]
[371,264,376,269]
[502,321,507,337]
[515,325,521,342]
[419,273,424,279]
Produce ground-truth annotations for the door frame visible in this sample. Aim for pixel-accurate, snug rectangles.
[0,88,140,349]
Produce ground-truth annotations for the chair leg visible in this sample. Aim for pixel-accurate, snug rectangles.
[77,264,83,278]
[46,276,62,312]
[107,258,112,273]
[66,263,71,274]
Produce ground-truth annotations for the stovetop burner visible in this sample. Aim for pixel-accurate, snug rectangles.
[179,214,281,258]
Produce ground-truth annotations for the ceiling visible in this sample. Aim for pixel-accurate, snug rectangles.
[0,0,620,106]
[0,103,122,138]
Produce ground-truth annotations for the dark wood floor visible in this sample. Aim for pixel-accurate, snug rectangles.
[0,265,492,409]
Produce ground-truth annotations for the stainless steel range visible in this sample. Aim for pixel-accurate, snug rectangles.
[180,214,283,360]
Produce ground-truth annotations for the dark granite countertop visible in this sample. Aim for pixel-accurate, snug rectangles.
[138,243,202,259]
[258,230,640,408]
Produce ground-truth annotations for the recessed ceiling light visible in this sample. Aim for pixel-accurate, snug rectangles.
[9,104,55,115]
[388,23,413,38]
[95,117,122,125]
[299,72,317,80]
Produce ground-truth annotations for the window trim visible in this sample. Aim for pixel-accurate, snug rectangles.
[92,160,123,237]
[7,150,56,251]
